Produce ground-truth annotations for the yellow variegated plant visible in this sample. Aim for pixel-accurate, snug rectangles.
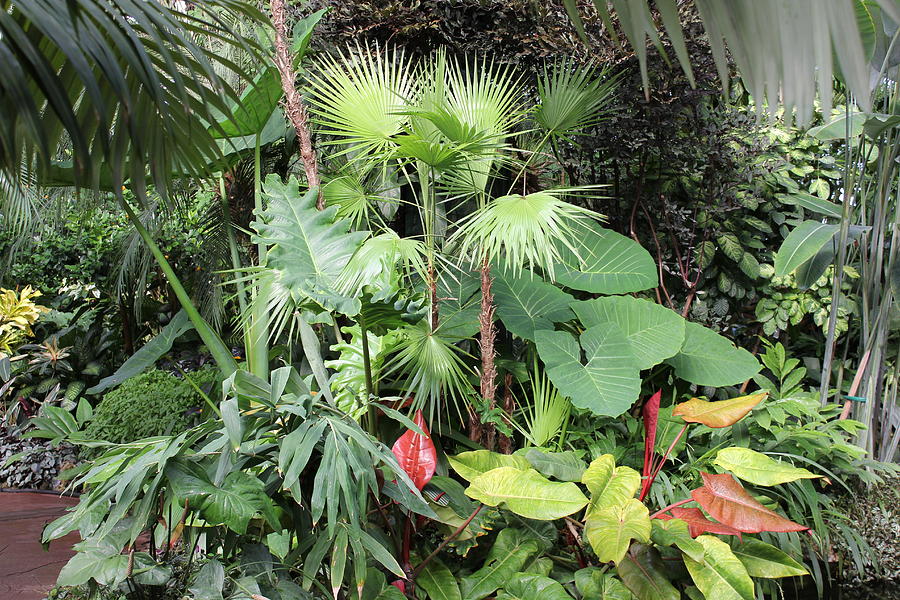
[0,286,48,356]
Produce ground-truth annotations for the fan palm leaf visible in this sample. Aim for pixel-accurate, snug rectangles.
[534,59,619,142]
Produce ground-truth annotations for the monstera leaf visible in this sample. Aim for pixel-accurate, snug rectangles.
[535,324,641,417]
[465,467,588,520]
[571,296,685,370]
[493,271,575,340]
[664,322,760,387]
[252,175,368,315]
[553,224,657,294]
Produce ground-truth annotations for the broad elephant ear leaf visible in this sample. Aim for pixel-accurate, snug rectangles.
[391,409,437,490]
[584,498,651,564]
[251,174,368,316]
[664,322,760,387]
[552,224,657,294]
[535,324,641,417]
[673,393,766,428]
[690,473,808,534]
[493,271,575,340]
[448,450,531,482]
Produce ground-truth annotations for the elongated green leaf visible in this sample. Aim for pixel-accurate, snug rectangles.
[713,447,821,486]
[731,539,809,578]
[503,573,574,600]
[774,221,840,276]
[419,558,462,600]
[87,310,192,394]
[571,296,685,369]
[617,545,679,600]
[449,450,532,482]
[466,467,588,520]
[523,449,586,482]
[535,324,641,417]
[777,192,842,218]
[683,536,754,600]
[553,225,657,294]
[584,498,651,564]
[807,112,866,140]
[493,271,575,340]
[461,529,540,600]
[665,322,760,387]
[673,393,766,428]
[574,568,634,600]
[582,455,640,513]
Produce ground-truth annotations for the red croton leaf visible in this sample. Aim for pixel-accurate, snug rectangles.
[690,472,808,534]
[391,410,437,490]
[642,390,662,478]
[657,507,743,539]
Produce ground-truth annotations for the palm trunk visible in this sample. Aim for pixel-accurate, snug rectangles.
[476,255,498,449]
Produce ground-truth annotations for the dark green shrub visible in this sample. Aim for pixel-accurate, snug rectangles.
[84,368,218,445]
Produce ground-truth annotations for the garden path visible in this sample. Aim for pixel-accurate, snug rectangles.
[0,491,78,599]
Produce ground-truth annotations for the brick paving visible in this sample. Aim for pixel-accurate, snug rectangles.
[0,492,79,600]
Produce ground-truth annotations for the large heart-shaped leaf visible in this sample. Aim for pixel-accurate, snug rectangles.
[460,529,540,600]
[683,535,754,600]
[571,297,685,369]
[493,271,575,340]
[655,507,742,539]
[584,498,651,564]
[665,322,760,387]
[58,552,129,587]
[252,175,368,315]
[553,225,657,294]
[731,539,809,578]
[448,450,531,482]
[617,544,679,600]
[535,324,641,417]
[582,454,640,514]
[774,221,840,276]
[672,393,766,428]
[391,409,437,490]
[690,473,808,534]
[465,467,588,520]
[713,447,821,486]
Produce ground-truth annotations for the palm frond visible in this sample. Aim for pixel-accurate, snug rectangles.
[337,232,429,297]
[534,59,619,142]
[0,0,266,196]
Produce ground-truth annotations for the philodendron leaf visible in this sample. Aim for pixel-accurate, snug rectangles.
[418,558,461,600]
[465,467,588,520]
[503,573,574,600]
[691,473,808,534]
[673,393,766,428]
[656,507,742,539]
[582,454,640,514]
[665,322,760,387]
[493,271,575,341]
[774,220,840,276]
[57,552,129,587]
[683,535,754,600]
[523,449,586,482]
[713,447,821,486]
[448,450,531,482]
[460,529,540,600]
[571,296,685,369]
[391,409,437,490]
[649,518,704,562]
[252,174,368,315]
[535,324,641,417]
[553,224,657,294]
[617,544,679,600]
[584,498,651,564]
[574,567,634,600]
[731,539,809,578]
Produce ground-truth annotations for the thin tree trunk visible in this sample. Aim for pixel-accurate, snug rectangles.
[478,255,497,449]
[270,0,322,209]
[497,373,514,454]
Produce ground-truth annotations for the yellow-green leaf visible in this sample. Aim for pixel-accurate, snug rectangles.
[713,447,821,486]
[649,519,703,562]
[449,450,531,482]
[584,499,651,564]
[731,539,809,578]
[673,393,766,428]
[683,536,754,600]
[582,455,640,515]
[466,467,588,520]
